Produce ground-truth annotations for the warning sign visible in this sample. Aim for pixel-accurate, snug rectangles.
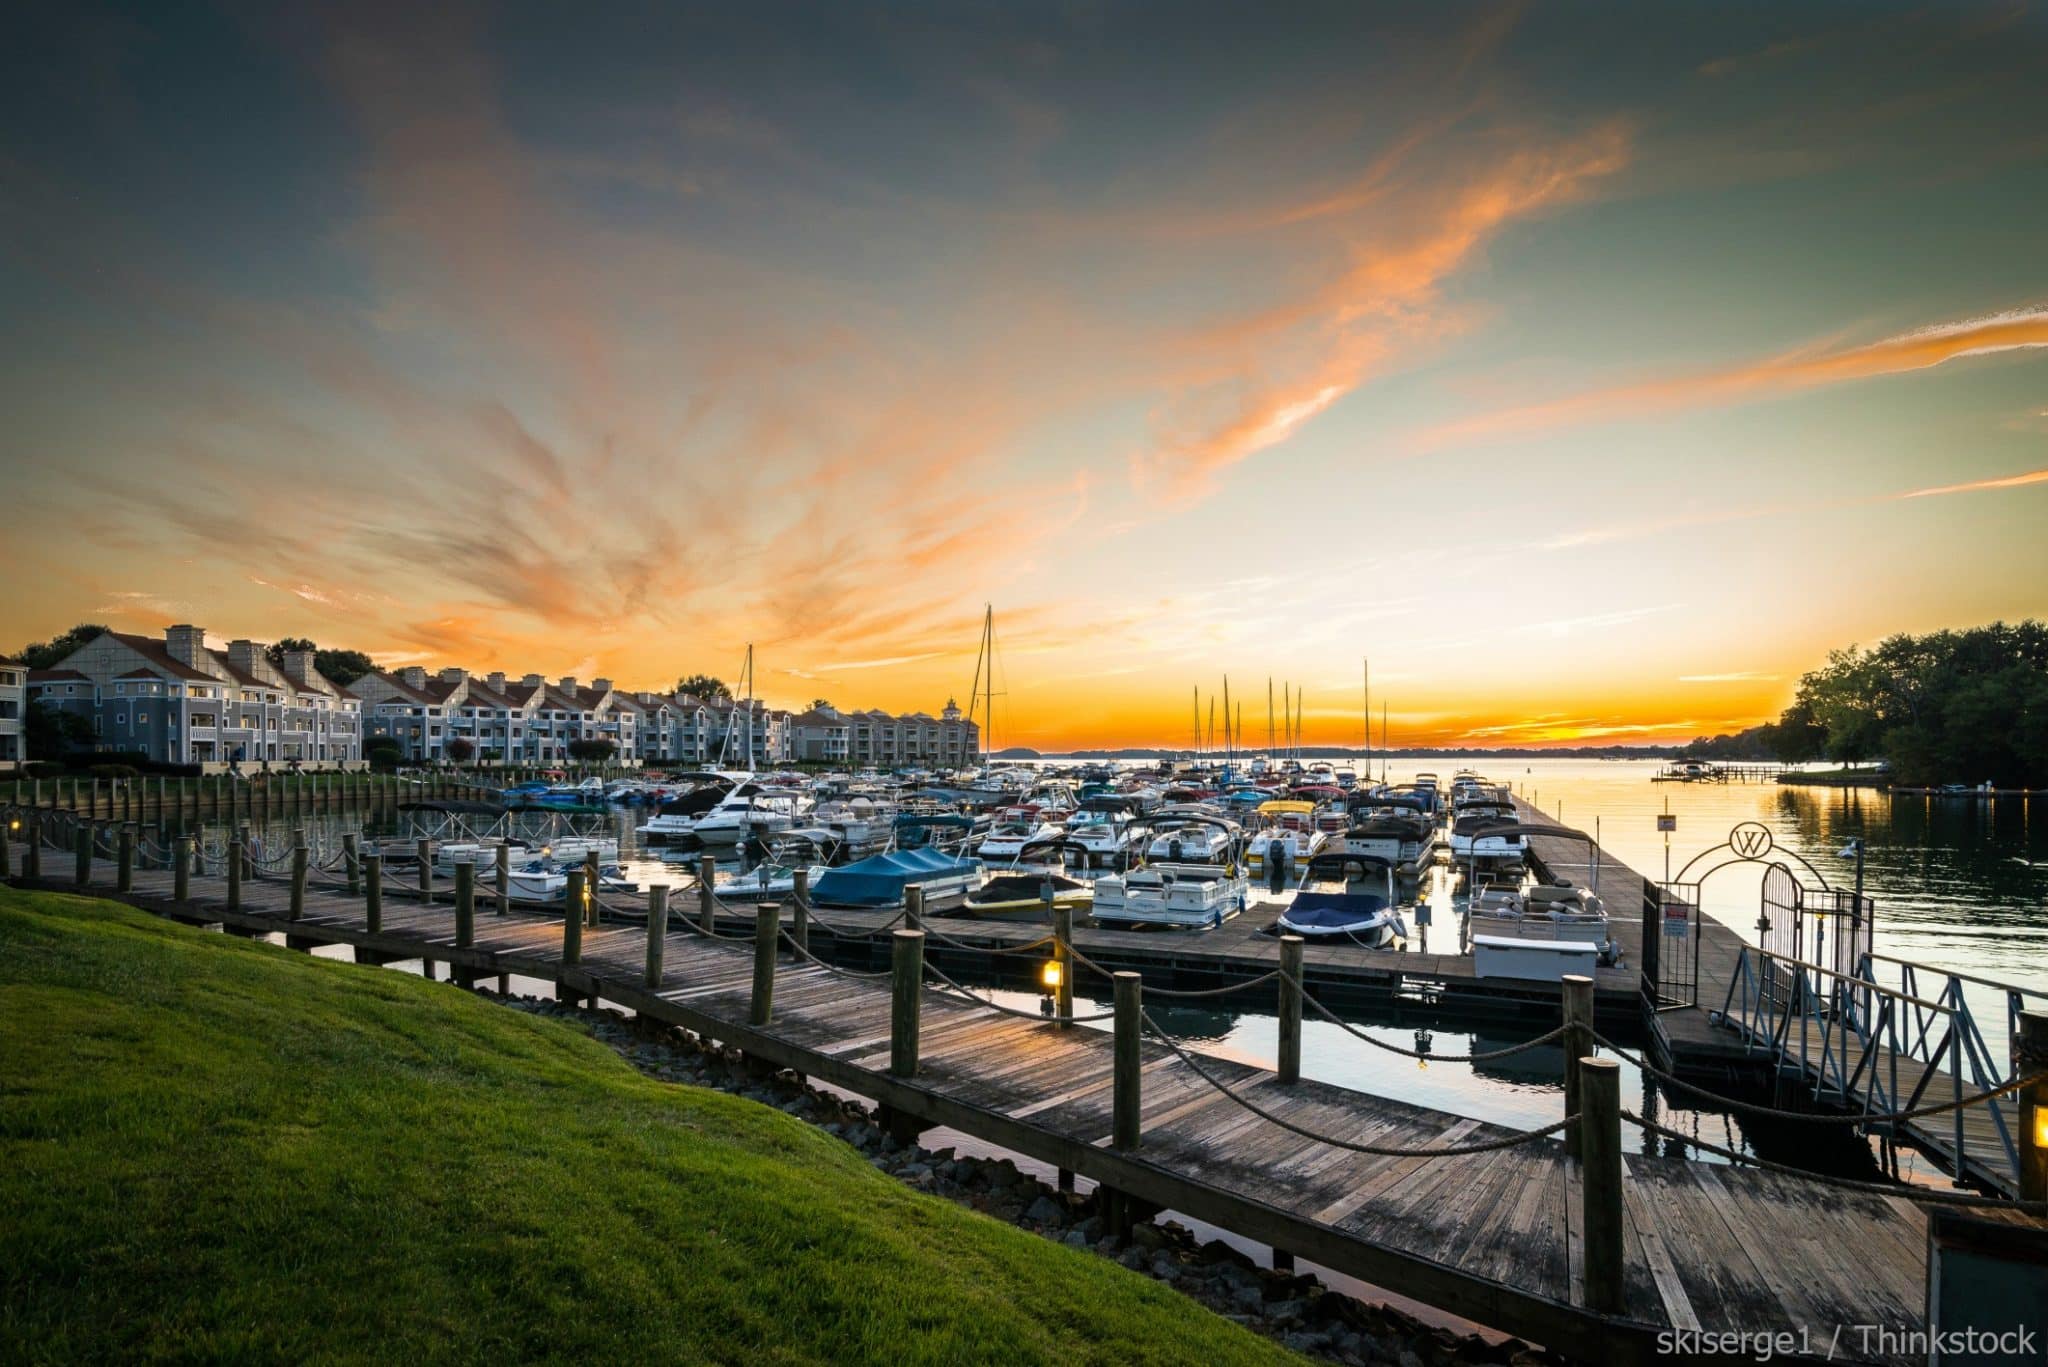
[1657,814,1677,833]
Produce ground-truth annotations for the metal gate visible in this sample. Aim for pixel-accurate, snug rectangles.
[1643,879,1701,1011]
[1758,861,1803,961]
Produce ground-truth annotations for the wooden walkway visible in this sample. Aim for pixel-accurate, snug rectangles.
[6,834,1981,1365]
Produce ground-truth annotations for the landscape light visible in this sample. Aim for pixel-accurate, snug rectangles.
[1040,959,1062,991]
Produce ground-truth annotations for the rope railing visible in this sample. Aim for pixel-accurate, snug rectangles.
[1622,1110,2048,1213]
[1060,937,1284,999]
[775,928,895,980]
[1283,972,1572,1062]
[922,956,1118,1021]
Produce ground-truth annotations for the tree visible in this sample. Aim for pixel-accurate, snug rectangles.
[264,637,318,664]
[14,624,108,670]
[257,636,376,686]
[365,738,403,772]
[568,738,617,762]
[675,674,730,699]
[25,700,97,759]
[810,698,833,712]
[444,737,476,765]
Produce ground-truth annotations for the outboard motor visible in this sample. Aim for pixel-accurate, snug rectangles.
[1169,839,1184,862]
[1267,840,1287,893]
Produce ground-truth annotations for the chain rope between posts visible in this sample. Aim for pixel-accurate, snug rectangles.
[1283,973,1573,1061]
[922,956,1119,1022]
[1060,938,1284,999]
[1621,1110,2048,1213]
[1140,1006,1575,1157]
[1594,1030,2045,1127]
[776,927,896,981]
[915,919,1058,957]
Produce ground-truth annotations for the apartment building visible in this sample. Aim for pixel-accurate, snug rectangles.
[0,656,24,769]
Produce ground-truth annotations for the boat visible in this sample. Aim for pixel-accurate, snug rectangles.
[693,786,807,843]
[1243,799,1328,875]
[1063,812,1147,867]
[1469,879,1620,964]
[976,819,1064,862]
[1089,862,1247,930]
[809,847,985,909]
[1276,854,1405,948]
[1336,796,1439,876]
[961,866,1094,917]
[636,783,734,837]
[723,860,832,900]
[1143,808,1239,864]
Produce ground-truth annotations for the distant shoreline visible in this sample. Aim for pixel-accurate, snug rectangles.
[992,745,1724,762]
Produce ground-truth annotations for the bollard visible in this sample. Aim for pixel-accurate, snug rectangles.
[227,838,244,912]
[364,852,384,934]
[74,823,92,887]
[2018,1011,2048,1204]
[905,884,924,931]
[563,870,586,966]
[343,832,360,896]
[1113,971,1143,1150]
[698,853,717,933]
[891,928,924,1077]
[791,868,810,955]
[1051,901,1075,1025]
[495,842,511,915]
[238,823,253,878]
[290,839,309,921]
[1562,974,1595,1159]
[1579,1056,1623,1314]
[174,836,193,904]
[417,838,432,905]
[584,849,601,926]
[1,810,12,880]
[454,862,475,949]
[644,885,670,988]
[1278,935,1304,1083]
[118,825,135,892]
[24,812,40,878]
[751,902,778,1026]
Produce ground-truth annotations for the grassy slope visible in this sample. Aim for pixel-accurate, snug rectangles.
[0,889,1296,1365]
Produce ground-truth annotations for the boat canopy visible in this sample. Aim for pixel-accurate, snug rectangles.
[1256,799,1317,817]
[811,847,981,908]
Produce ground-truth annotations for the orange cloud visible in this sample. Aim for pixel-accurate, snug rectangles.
[1898,465,2048,499]
[1421,307,2048,447]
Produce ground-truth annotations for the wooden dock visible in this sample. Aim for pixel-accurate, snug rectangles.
[8,827,2014,1366]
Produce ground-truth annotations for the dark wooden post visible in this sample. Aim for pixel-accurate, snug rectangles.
[417,838,432,905]
[1,810,12,880]
[117,825,135,892]
[891,928,925,1077]
[454,862,475,950]
[904,884,924,931]
[2017,1011,2048,1204]
[583,849,601,926]
[563,870,586,966]
[750,902,777,1025]
[1563,974,1595,1159]
[644,885,670,988]
[790,869,810,954]
[343,833,360,896]
[290,836,309,921]
[174,836,192,904]
[1579,1056,1623,1314]
[1051,901,1075,1025]
[74,822,92,887]
[698,853,717,933]
[227,838,243,912]
[1278,934,1303,1083]
[364,852,383,933]
[25,811,42,878]
[494,842,511,915]
[1114,971,1143,1150]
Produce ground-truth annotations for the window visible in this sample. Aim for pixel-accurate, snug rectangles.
[115,714,127,726]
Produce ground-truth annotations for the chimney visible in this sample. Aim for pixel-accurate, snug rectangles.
[522,673,545,688]
[557,676,579,693]
[592,678,613,694]
[399,666,428,689]
[487,672,507,691]
[228,639,264,679]
[164,624,206,668]
[281,650,322,689]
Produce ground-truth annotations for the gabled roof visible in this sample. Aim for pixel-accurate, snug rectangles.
[104,631,214,682]
[357,669,440,705]
[791,708,845,727]
[29,669,89,682]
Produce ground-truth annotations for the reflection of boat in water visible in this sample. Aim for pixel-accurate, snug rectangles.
[1467,1032,1569,1086]
[1090,862,1247,930]
[1276,853,1406,948]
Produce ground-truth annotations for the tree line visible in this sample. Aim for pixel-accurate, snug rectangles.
[1684,621,2048,786]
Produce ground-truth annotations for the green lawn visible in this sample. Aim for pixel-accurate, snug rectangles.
[0,888,1298,1364]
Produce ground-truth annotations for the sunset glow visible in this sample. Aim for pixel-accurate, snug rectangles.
[5,3,2047,750]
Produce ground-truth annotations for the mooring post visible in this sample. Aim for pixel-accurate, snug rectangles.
[1114,971,1143,1151]
[237,823,252,878]
[23,811,40,879]
[889,927,925,1076]
[904,883,924,931]
[1052,901,1075,1025]
[584,849,601,926]
[563,870,586,967]
[174,836,193,904]
[698,853,717,933]
[417,837,432,905]
[644,885,670,988]
[117,824,135,892]
[227,838,243,912]
[1,810,13,880]
[495,841,511,915]
[290,835,309,921]
[750,902,779,1026]
[1278,934,1304,1084]
[2017,1011,2048,1204]
[1563,974,1595,1159]
[790,868,810,955]
[74,822,92,887]
[364,852,383,934]
[343,832,360,897]
[454,861,475,951]
[1579,1056,1624,1314]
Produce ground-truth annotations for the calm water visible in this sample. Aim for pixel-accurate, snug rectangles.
[169,757,2045,1178]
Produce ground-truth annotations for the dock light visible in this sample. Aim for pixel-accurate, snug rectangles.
[1415,1028,1433,1071]
[1040,959,1063,992]
[2035,1109,2048,1153]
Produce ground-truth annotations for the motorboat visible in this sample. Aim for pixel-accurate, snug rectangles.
[1276,853,1405,948]
[723,860,831,900]
[1089,862,1247,930]
[1243,800,1327,875]
[693,787,807,843]
[431,839,533,874]
[961,866,1094,917]
[1336,798,1439,876]
[541,837,619,864]
[1063,814,1146,867]
[810,847,985,909]
[1469,879,1619,963]
[636,783,733,837]
[977,819,1064,862]
[1144,808,1240,864]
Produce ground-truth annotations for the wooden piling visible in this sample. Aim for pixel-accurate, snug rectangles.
[25,812,41,878]
[495,842,510,915]
[1052,902,1075,1025]
[1278,935,1303,1083]
[227,839,243,912]
[2017,1011,2048,1204]
[173,836,192,904]
[362,852,387,938]
[1562,974,1594,1159]
[417,838,432,905]
[343,832,360,896]
[117,825,135,892]
[1,811,12,880]
[290,838,308,921]
[1579,1056,1624,1314]
[74,822,91,887]
[751,902,777,1026]
[791,869,810,955]
[698,853,717,933]
[454,862,475,949]
[1113,971,1142,1151]
[905,884,924,931]
[563,871,585,966]
[584,849,601,926]
[644,885,670,988]
[891,929,924,1077]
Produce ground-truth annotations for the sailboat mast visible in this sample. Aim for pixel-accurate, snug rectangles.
[1382,701,1389,784]
[1223,676,1232,771]
[1363,657,1370,781]
[1267,678,1275,758]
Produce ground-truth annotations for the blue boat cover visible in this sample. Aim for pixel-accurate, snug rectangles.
[1283,891,1391,930]
[812,848,981,907]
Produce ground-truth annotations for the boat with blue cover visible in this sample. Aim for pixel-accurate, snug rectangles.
[810,847,984,909]
[1276,853,1406,948]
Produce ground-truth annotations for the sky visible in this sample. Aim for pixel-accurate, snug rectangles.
[3,1,2047,751]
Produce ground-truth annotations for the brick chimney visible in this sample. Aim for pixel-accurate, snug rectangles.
[557,676,579,693]
[280,650,322,690]
[521,673,544,688]
[487,672,507,691]
[165,625,206,668]
[228,639,265,680]
[591,678,613,694]
[399,666,428,689]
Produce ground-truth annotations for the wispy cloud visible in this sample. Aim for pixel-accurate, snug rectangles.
[815,651,950,671]
[1898,466,2048,499]
[1678,671,1780,683]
